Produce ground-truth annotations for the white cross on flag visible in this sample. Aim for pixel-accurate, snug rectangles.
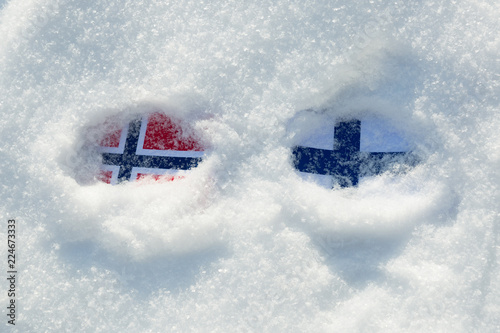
[97,112,205,185]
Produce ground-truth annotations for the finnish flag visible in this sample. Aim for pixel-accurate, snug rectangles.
[290,111,419,188]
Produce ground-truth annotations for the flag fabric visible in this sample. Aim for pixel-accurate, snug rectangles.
[291,114,419,188]
[98,112,204,184]
[96,110,417,187]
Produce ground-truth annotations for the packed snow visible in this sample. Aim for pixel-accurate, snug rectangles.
[0,0,499,332]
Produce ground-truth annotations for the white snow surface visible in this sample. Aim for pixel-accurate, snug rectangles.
[1,0,499,332]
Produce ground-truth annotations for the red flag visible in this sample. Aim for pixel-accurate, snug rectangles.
[98,112,205,184]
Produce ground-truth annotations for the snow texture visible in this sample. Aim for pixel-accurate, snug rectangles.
[0,0,499,332]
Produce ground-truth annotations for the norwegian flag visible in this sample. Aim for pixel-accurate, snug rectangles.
[98,112,204,184]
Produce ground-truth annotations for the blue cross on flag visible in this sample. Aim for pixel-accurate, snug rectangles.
[290,113,419,188]
[98,112,205,184]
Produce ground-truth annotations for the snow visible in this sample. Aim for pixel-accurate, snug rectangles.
[0,0,499,331]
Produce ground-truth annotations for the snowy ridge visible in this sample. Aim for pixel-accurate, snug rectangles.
[0,0,499,332]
